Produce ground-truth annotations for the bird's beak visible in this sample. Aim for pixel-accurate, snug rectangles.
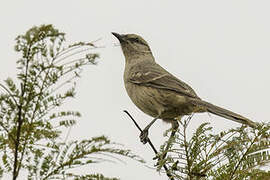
[112,32,124,42]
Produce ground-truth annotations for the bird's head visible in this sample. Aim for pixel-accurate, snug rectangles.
[112,33,153,59]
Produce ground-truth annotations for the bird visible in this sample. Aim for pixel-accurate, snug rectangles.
[112,32,256,144]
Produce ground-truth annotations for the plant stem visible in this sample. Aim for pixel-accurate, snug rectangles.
[12,45,31,180]
[123,110,175,180]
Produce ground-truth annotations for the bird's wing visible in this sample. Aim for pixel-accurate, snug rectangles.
[128,61,199,98]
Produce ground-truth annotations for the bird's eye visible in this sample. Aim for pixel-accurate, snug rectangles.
[130,38,141,43]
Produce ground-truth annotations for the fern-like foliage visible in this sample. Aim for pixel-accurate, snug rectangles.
[27,136,143,179]
[157,116,270,180]
[0,24,143,180]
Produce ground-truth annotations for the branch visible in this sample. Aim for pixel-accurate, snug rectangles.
[182,117,192,177]
[17,56,56,175]
[230,133,258,178]
[54,47,98,65]
[13,44,32,180]
[123,110,175,180]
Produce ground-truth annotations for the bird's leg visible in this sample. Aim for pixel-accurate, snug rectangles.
[162,120,179,160]
[140,116,160,144]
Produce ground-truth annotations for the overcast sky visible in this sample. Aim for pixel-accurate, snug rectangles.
[1,1,270,179]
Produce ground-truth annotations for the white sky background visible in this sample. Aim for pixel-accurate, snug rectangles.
[1,0,270,179]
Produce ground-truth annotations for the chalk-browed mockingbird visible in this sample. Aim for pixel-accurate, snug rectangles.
[112,32,256,144]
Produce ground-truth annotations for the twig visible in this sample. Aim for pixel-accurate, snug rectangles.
[161,120,179,166]
[123,110,174,180]
[0,121,15,141]
[230,133,258,178]
[0,84,19,108]
[182,116,192,178]
[13,44,32,180]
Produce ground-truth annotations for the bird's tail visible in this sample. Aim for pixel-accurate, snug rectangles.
[190,99,257,128]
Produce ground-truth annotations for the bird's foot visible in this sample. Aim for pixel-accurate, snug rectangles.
[140,129,149,144]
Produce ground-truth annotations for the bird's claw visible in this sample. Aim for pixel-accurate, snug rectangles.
[140,129,149,144]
